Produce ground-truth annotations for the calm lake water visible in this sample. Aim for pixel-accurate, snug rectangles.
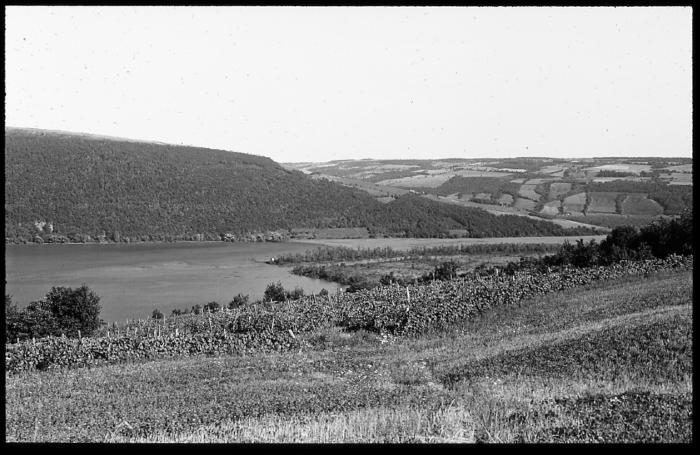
[5,242,341,322]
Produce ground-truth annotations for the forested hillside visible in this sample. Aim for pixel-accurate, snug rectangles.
[5,128,595,243]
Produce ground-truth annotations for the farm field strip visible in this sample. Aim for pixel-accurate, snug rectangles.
[587,192,620,214]
[620,194,664,216]
[513,198,536,210]
[5,267,692,443]
[548,183,572,199]
[517,184,541,201]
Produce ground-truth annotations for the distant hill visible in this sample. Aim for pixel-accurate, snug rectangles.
[4,128,597,243]
[287,157,692,229]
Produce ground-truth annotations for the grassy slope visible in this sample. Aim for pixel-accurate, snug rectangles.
[5,269,692,443]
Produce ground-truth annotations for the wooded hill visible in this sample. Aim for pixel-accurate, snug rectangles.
[4,128,597,243]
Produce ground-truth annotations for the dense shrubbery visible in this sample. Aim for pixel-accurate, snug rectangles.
[515,211,693,270]
[6,255,691,374]
[5,286,104,343]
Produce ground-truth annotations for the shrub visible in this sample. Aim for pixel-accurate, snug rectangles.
[204,301,220,312]
[432,261,459,281]
[264,281,287,303]
[287,287,305,301]
[152,309,164,320]
[228,293,249,309]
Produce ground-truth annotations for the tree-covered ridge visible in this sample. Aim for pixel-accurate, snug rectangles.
[5,128,596,243]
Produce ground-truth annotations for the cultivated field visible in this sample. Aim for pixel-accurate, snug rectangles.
[514,198,537,211]
[587,192,620,214]
[376,173,455,188]
[518,184,541,201]
[6,265,692,442]
[620,194,664,216]
[548,182,572,200]
[539,201,561,216]
[562,193,587,215]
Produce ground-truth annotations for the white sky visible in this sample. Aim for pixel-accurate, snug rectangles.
[5,6,692,162]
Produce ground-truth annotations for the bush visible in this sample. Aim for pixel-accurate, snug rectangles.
[287,286,305,301]
[204,301,220,312]
[152,309,164,320]
[228,293,249,309]
[432,261,459,281]
[264,281,287,303]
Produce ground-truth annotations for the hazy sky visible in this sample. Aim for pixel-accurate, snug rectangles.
[5,6,692,162]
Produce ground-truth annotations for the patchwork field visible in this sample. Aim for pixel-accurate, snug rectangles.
[584,164,652,175]
[548,182,572,200]
[284,158,692,233]
[621,194,664,216]
[376,173,455,188]
[518,184,541,201]
[587,192,620,214]
[310,174,409,198]
[665,164,693,173]
[562,193,587,215]
[513,198,537,211]
[667,173,692,185]
[540,201,561,216]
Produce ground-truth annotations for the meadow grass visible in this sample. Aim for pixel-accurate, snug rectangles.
[5,268,692,442]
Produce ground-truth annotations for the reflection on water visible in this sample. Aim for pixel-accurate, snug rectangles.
[5,242,340,322]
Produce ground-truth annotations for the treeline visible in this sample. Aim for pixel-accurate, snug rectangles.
[274,242,563,265]
[596,170,637,177]
[5,129,597,243]
[504,210,693,272]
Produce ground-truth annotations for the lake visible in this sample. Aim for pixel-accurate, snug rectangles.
[5,242,341,322]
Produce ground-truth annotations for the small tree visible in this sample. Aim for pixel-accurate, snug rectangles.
[39,285,103,337]
[264,281,286,302]
[433,261,459,281]
[228,293,249,309]
[204,301,220,312]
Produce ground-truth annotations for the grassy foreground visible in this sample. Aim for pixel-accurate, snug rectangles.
[5,269,692,443]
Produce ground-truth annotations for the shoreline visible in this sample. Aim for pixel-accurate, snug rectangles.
[5,234,609,248]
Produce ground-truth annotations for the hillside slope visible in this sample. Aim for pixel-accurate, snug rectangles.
[5,128,595,243]
[5,266,692,442]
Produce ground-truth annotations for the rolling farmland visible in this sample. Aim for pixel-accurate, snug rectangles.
[620,194,664,216]
[562,193,587,215]
[588,192,620,214]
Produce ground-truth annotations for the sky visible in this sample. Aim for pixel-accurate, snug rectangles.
[5,6,692,163]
